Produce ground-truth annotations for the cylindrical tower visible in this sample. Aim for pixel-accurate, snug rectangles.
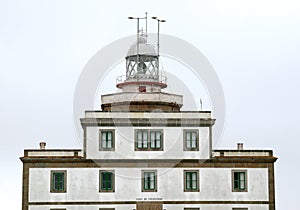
[101,26,183,112]
[117,34,167,92]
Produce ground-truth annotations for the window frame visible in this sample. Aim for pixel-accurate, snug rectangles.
[99,129,115,151]
[99,170,115,193]
[135,129,163,151]
[183,129,199,151]
[141,170,157,192]
[50,170,67,193]
[184,170,200,192]
[232,170,248,192]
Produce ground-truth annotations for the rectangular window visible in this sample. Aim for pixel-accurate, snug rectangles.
[142,170,157,192]
[139,86,146,92]
[184,170,199,192]
[137,130,148,149]
[50,170,66,193]
[232,170,247,192]
[183,130,199,151]
[99,130,115,151]
[99,170,115,192]
[135,130,163,151]
[150,131,162,149]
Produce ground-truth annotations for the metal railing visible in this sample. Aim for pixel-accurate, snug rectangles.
[116,75,167,85]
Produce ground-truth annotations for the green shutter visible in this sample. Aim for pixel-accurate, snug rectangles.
[101,172,113,190]
[52,172,65,191]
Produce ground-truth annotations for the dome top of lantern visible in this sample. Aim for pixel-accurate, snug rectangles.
[127,34,157,57]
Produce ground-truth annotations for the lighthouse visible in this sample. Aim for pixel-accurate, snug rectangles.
[20,14,277,210]
[101,15,182,112]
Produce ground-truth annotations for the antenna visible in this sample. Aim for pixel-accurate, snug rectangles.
[128,14,148,73]
[200,98,203,111]
[152,17,166,72]
[145,12,148,42]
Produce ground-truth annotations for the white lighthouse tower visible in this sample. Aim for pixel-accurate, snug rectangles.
[101,15,183,112]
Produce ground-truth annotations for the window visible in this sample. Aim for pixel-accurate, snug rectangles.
[50,170,66,193]
[183,130,199,151]
[150,131,162,149]
[232,170,247,192]
[184,170,199,192]
[135,130,163,151]
[139,86,146,92]
[99,170,115,192]
[99,130,115,151]
[142,170,157,192]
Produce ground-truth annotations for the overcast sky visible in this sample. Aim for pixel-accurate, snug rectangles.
[1,0,300,209]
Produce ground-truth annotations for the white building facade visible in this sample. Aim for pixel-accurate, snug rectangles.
[21,19,277,210]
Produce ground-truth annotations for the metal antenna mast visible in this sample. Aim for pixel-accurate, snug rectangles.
[145,12,148,42]
[152,16,166,78]
[128,13,148,74]
[151,17,166,57]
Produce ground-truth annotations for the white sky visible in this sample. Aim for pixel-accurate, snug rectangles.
[1,0,300,209]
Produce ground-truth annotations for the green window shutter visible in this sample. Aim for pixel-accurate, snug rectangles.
[144,172,155,190]
[186,172,197,191]
[142,131,148,148]
[186,131,197,149]
[101,131,113,149]
[137,131,148,149]
[234,172,239,189]
[101,172,113,190]
[53,172,65,191]
[233,172,246,190]
[150,131,161,149]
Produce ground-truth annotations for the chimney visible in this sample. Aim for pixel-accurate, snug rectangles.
[39,141,46,150]
[237,143,243,151]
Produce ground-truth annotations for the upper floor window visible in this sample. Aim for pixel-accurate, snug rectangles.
[99,170,115,192]
[135,130,163,151]
[184,170,199,192]
[50,170,66,193]
[99,130,115,151]
[232,170,247,192]
[183,130,199,151]
[142,170,157,192]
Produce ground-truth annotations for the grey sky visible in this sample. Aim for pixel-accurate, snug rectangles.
[1,0,299,209]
